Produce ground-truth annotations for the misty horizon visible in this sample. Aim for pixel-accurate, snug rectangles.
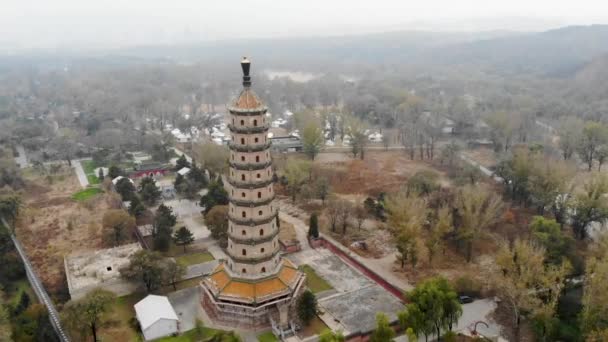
[2,0,608,52]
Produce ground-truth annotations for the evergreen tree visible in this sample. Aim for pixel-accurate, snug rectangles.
[139,177,161,206]
[370,313,395,342]
[174,173,185,190]
[98,168,105,181]
[308,213,319,238]
[173,226,195,252]
[296,290,317,325]
[115,177,135,201]
[108,165,123,179]
[175,154,190,171]
[200,180,229,214]
[128,196,145,217]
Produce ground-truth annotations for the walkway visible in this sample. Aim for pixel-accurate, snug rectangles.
[71,159,89,188]
[14,145,29,168]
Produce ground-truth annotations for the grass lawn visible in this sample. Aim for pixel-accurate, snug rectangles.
[98,293,143,342]
[299,316,329,338]
[300,265,333,293]
[257,331,279,342]
[81,160,98,174]
[86,173,101,185]
[156,327,224,342]
[71,187,103,201]
[175,252,215,266]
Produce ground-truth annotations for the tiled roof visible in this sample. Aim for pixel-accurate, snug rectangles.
[204,259,302,303]
[232,88,263,110]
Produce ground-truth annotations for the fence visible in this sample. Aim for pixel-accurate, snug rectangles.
[2,218,70,342]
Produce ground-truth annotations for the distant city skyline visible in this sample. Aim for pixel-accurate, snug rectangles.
[2,0,608,51]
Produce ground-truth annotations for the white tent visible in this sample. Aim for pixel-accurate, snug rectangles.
[177,167,191,176]
[134,295,179,341]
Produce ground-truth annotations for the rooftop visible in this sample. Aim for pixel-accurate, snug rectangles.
[203,259,302,303]
[134,295,179,330]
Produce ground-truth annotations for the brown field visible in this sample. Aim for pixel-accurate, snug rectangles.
[15,165,131,296]
[462,147,497,168]
[315,151,451,197]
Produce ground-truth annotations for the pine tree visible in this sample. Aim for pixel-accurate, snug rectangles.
[296,290,317,325]
[308,213,319,238]
[98,168,105,181]
[173,226,195,252]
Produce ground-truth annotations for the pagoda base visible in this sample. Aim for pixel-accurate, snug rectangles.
[200,284,303,333]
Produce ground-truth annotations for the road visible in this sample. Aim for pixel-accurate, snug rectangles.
[2,218,70,342]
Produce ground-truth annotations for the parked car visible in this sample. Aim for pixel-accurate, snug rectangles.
[459,295,474,304]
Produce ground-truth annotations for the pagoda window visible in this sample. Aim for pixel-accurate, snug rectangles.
[258,210,263,216]
[261,267,266,272]
[240,119,244,126]
[232,118,235,125]
[241,138,245,145]
[242,230,246,236]
[256,156,260,162]
[260,229,264,236]
[253,119,258,126]
[242,249,246,256]
[242,192,246,198]
[241,174,246,181]
[257,173,261,178]
[254,137,259,143]
[257,192,261,198]
[261,248,265,253]
[241,156,245,162]
[242,211,246,218]
[242,268,246,273]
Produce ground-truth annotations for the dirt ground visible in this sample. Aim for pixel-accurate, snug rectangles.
[462,147,497,168]
[315,151,451,196]
[15,166,129,296]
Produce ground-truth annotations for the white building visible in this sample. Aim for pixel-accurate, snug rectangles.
[134,295,180,341]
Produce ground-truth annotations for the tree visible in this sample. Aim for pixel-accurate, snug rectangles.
[128,196,145,217]
[338,200,352,235]
[205,205,229,248]
[315,177,330,204]
[114,177,135,201]
[407,170,440,196]
[440,142,461,166]
[308,213,319,239]
[347,117,368,160]
[187,164,208,189]
[62,288,116,342]
[139,176,161,206]
[173,226,195,252]
[175,154,190,171]
[302,122,324,160]
[318,329,345,342]
[581,243,608,338]
[597,145,608,171]
[101,209,135,247]
[153,204,177,252]
[386,191,427,270]
[530,216,574,266]
[454,185,504,262]
[557,116,583,160]
[0,192,21,229]
[193,143,229,177]
[108,165,123,179]
[284,159,312,202]
[354,204,367,231]
[485,111,516,152]
[120,250,165,292]
[297,290,317,325]
[370,312,395,342]
[425,206,452,264]
[577,121,608,171]
[401,277,462,342]
[493,239,570,340]
[571,173,608,240]
[0,294,10,342]
[200,180,229,214]
[97,168,104,181]
[163,259,186,291]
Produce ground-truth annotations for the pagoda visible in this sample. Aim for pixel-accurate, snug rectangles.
[200,58,305,333]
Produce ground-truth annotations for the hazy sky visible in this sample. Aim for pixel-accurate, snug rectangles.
[2,0,608,50]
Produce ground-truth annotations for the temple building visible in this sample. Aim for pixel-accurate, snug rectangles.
[200,58,305,335]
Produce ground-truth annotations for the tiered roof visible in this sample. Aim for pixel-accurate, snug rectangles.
[204,259,301,303]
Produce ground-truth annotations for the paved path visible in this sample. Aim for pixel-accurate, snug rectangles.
[71,159,89,188]
[184,260,219,280]
[14,145,29,168]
